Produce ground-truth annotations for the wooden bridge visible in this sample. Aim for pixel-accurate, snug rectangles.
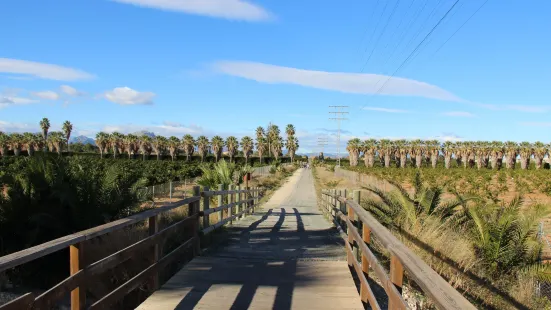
[0,169,474,310]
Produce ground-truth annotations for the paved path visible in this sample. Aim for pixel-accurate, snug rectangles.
[137,169,363,310]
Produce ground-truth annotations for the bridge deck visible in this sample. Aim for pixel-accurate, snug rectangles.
[137,169,363,310]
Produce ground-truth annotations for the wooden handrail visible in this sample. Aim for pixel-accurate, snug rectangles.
[0,186,262,310]
[321,190,476,310]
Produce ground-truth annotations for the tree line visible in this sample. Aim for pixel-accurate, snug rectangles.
[346,138,551,170]
[0,118,300,163]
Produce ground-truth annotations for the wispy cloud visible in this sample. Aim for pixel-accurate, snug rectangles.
[31,90,60,100]
[112,0,273,21]
[442,111,476,117]
[363,107,409,113]
[0,58,95,81]
[518,122,551,127]
[60,85,86,97]
[102,87,155,105]
[467,101,550,113]
[211,61,462,102]
[0,89,38,108]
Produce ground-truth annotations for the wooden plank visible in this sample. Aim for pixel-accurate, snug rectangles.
[202,186,210,229]
[360,223,371,303]
[32,215,197,309]
[200,189,261,197]
[228,184,234,225]
[328,194,476,310]
[217,184,224,225]
[0,293,34,310]
[148,214,159,291]
[0,196,201,273]
[201,198,254,216]
[88,237,196,310]
[70,242,85,310]
[343,236,381,310]
[389,255,404,310]
[191,186,201,256]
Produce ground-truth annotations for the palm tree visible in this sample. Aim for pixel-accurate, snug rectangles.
[394,139,409,168]
[196,136,210,162]
[379,139,393,168]
[255,126,265,141]
[362,139,378,168]
[139,135,152,160]
[503,141,519,169]
[518,141,533,170]
[475,141,491,170]
[62,121,73,152]
[267,124,280,160]
[167,136,180,161]
[95,132,109,158]
[47,132,64,155]
[182,134,195,161]
[286,135,299,162]
[152,136,167,160]
[0,132,8,157]
[285,124,295,137]
[211,136,224,162]
[39,117,50,151]
[271,136,283,161]
[442,141,454,169]
[256,137,267,164]
[123,134,139,159]
[533,141,548,169]
[109,132,123,158]
[241,136,254,164]
[226,136,239,163]
[346,138,361,166]
[22,132,37,156]
[410,139,424,168]
[426,140,440,168]
[9,133,24,156]
[489,141,504,170]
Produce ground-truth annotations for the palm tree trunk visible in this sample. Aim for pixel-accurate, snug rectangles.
[259,154,263,164]
[415,155,422,168]
[444,156,451,169]
[431,152,438,168]
[400,155,407,168]
[384,154,390,168]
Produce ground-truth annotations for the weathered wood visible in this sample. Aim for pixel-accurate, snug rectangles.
[88,237,196,310]
[200,189,261,197]
[201,198,254,216]
[389,255,405,309]
[325,192,476,310]
[202,186,210,229]
[192,186,201,256]
[0,196,201,273]
[236,185,241,219]
[0,292,34,310]
[228,184,234,225]
[217,184,224,224]
[148,214,159,291]
[70,242,85,310]
[346,205,355,267]
[360,223,371,303]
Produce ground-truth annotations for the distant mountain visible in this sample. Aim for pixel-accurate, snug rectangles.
[70,135,94,145]
[134,131,156,138]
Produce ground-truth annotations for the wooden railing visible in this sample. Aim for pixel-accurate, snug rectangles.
[0,185,262,310]
[321,189,476,310]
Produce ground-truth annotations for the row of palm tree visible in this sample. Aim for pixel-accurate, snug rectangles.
[0,118,73,156]
[0,118,301,162]
[346,139,551,170]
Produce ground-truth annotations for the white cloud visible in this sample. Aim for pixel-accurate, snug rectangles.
[518,122,551,127]
[60,85,85,96]
[212,61,462,102]
[31,90,60,100]
[363,107,409,113]
[442,111,475,117]
[0,89,38,108]
[0,58,95,81]
[103,87,155,105]
[112,0,273,21]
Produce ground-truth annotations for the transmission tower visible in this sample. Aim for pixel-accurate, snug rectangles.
[317,136,329,160]
[329,106,349,167]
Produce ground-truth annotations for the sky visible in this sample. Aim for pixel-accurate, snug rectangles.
[1,0,551,154]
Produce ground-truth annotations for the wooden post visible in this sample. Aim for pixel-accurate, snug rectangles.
[360,223,371,303]
[229,184,234,225]
[191,186,201,256]
[389,255,404,309]
[352,190,360,261]
[202,186,210,229]
[236,185,241,219]
[217,184,223,224]
[346,205,355,267]
[169,181,173,200]
[70,242,85,310]
[148,214,159,291]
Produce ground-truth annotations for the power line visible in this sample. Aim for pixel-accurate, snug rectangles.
[360,0,462,110]
[329,106,349,167]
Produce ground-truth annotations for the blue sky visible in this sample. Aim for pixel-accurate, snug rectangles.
[1,0,551,153]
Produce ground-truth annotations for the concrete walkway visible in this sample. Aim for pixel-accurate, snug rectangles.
[137,169,363,310]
